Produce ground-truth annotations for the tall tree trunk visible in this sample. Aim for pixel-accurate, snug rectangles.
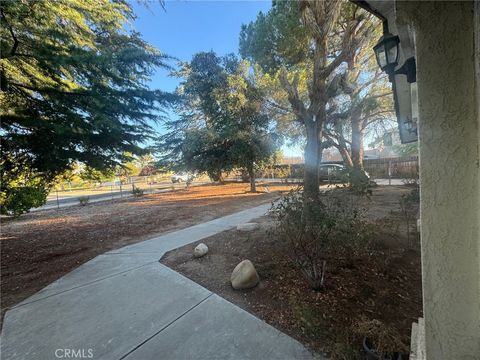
[338,146,354,168]
[304,119,320,198]
[351,118,364,170]
[248,164,256,192]
[332,121,354,169]
[317,128,324,167]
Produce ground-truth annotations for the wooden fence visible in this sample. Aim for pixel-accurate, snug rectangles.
[259,156,419,180]
[363,156,419,179]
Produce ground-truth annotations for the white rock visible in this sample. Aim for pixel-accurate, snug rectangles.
[194,243,208,258]
[230,260,259,290]
[236,223,260,232]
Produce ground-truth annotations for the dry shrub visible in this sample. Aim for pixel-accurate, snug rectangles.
[272,188,372,290]
[354,318,408,358]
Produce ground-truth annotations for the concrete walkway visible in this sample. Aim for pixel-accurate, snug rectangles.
[1,204,317,360]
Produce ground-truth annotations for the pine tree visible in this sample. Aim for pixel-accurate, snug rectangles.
[0,0,175,214]
[157,52,277,191]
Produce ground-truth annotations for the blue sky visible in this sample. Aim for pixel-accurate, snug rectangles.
[132,1,271,92]
[131,1,304,156]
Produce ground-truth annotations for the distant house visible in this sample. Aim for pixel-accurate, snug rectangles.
[378,129,402,158]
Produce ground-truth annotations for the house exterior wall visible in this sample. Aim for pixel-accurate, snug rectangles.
[396,1,480,358]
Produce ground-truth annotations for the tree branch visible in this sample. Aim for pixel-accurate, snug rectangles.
[264,98,293,115]
[1,8,19,57]
[324,129,352,146]
[361,110,394,129]
[10,81,90,96]
[279,68,307,121]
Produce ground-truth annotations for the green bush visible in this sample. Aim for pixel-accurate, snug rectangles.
[0,186,48,217]
[349,168,372,195]
[336,168,373,196]
[78,196,90,206]
[132,185,144,197]
[272,166,291,179]
[272,189,371,290]
[407,186,420,203]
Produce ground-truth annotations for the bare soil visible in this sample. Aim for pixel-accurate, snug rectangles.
[0,183,294,323]
[162,185,422,359]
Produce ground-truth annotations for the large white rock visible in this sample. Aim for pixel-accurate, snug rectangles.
[236,223,260,232]
[230,260,259,290]
[193,243,208,258]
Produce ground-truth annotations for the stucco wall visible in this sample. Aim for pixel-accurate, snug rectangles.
[397,2,480,359]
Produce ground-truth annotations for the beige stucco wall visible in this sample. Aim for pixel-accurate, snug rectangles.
[397,1,480,359]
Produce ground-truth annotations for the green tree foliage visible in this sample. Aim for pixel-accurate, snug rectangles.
[0,154,49,216]
[78,166,115,184]
[240,1,310,73]
[158,51,278,191]
[392,143,418,157]
[240,0,375,197]
[0,0,175,213]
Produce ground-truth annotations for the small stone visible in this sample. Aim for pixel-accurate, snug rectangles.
[194,243,208,258]
[230,260,259,290]
[236,223,260,232]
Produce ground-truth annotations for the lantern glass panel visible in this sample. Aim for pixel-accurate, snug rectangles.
[376,49,387,68]
[386,41,398,65]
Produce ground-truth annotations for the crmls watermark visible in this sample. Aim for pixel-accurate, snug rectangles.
[54,348,94,358]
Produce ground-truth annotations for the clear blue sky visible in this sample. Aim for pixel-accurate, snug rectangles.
[131,0,303,156]
[132,0,271,92]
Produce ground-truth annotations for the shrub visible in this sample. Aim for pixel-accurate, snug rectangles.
[336,168,373,196]
[78,196,90,206]
[132,185,144,197]
[0,186,48,217]
[399,188,419,246]
[272,189,371,290]
[273,166,291,179]
[407,186,420,203]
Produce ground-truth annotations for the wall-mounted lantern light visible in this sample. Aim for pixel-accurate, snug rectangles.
[374,30,416,83]
[403,116,417,135]
[373,24,418,144]
[373,32,400,74]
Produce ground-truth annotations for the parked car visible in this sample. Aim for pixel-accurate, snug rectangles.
[318,164,346,181]
[171,173,195,183]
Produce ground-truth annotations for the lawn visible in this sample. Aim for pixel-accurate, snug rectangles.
[161,185,423,359]
[0,182,294,323]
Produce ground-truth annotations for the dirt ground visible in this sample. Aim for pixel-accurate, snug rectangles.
[162,185,422,359]
[0,182,294,322]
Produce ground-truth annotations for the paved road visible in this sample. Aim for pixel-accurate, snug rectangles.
[37,178,406,212]
[38,182,210,211]
[1,204,318,360]
[45,182,189,205]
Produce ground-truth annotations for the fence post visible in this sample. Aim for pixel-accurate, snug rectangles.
[388,160,392,185]
[120,182,123,197]
[56,189,60,209]
[111,184,114,200]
